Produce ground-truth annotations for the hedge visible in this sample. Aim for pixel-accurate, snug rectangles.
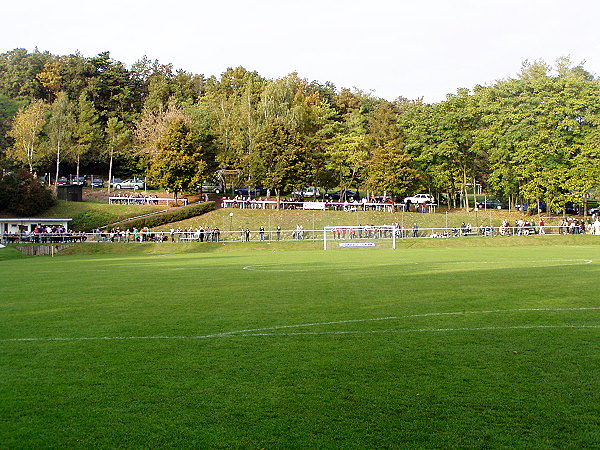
[113,202,215,230]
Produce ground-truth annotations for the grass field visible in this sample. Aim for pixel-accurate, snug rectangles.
[1,239,599,448]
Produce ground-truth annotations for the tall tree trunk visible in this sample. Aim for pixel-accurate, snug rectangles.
[462,168,470,213]
[54,141,61,189]
[107,148,114,196]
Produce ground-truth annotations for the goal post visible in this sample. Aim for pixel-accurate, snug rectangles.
[323,225,397,250]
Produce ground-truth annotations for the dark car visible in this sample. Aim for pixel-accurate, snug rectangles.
[563,202,580,215]
[197,181,223,194]
[234,186,267,196]
[72,176,87,186]
[91,178,104,188]
[476,199,504,209]
[57,177,69,186]
[588,206,600,216]
[325,190,360,201]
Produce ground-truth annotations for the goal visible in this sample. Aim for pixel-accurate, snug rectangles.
[323,225,398,250]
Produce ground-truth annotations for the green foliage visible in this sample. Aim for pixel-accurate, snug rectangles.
[147,120,208,199]
[0,168,55,215]
[73,92,103,170]
[6,98,48,171]
[116,201,215,229]
[2,49,600,212]
[46,92,76,183]
[0,94,25,155]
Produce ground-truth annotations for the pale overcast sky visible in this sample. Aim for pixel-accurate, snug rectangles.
[3,0,599,103]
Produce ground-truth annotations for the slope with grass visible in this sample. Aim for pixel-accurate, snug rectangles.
[1,240,598,447]
[154,206,565,234]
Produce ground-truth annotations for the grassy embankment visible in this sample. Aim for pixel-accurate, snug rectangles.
[7,195,577,233]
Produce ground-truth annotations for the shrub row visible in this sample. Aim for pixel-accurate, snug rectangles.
[113,202,215,230]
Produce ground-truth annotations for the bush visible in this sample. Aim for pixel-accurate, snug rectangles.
[115,201,215,229]
[0,169,55,216]
[71,210,121,232]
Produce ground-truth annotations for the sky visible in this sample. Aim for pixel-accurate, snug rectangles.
[3,0,599,103]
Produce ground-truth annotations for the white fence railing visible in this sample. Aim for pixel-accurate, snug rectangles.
[2,225,595,245]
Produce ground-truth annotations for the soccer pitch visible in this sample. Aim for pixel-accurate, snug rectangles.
[1,242,599,448]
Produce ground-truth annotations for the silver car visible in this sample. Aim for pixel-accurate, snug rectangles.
[113,178,145,190]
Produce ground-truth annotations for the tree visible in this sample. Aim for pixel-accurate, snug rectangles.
[147,120,207,202]
[405,90,482,211]
[0,48,55,100]
[364,101,420,199]
[134,98,187,160]
[84,52,138,124]
[365,145,420,199]
[474,58,600,213]
[73,92,102,178]
[7,99,48,172]
[253,119,309,204]
[47,92,75,187]
[105,117,131,195]
[0,94,26,157]
[0,169,55,216]
[325,110,369,197]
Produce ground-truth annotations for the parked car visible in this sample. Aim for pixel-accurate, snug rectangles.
[234,186,267,196]
[109,178,123,188]
[112,178,145,190]
[476,199,504,209]
[72,176,87,186]
[325,190,360,201]
[197,181,223,194]
[588,206,600,216]
[563,202,580,215]
[404,193,435,204]
[57,177,69,186]
[292,187,321,198]
[91,178,104,188]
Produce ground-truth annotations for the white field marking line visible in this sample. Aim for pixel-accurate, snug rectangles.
[2,307,599,343]
[233,324,600,337]
[242,259,593,271]
[2,324,598,343]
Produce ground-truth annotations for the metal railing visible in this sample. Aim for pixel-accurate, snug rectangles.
[2,225,594,245]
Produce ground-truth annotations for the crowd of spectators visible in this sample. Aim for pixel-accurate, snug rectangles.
[220,196,416,212]
[109,193,160,205]
[2,225,87,243]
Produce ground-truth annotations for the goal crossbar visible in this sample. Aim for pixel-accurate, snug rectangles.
[323,225,398,250]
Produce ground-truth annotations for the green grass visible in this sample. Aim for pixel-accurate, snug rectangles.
[39,200,165,231]
[1,239,599,447]
[154,206,566,234]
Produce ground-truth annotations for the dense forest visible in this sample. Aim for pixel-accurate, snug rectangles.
[1,48,599,211]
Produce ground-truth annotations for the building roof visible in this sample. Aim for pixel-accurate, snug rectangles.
[0,218,72,223]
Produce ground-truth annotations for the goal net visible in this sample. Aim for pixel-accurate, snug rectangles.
[323,225,398,250]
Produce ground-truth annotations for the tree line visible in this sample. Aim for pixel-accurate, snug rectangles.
[1,48,599,212]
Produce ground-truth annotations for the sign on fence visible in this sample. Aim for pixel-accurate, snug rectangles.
[339,242,376,247]
[303,201,326,210]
